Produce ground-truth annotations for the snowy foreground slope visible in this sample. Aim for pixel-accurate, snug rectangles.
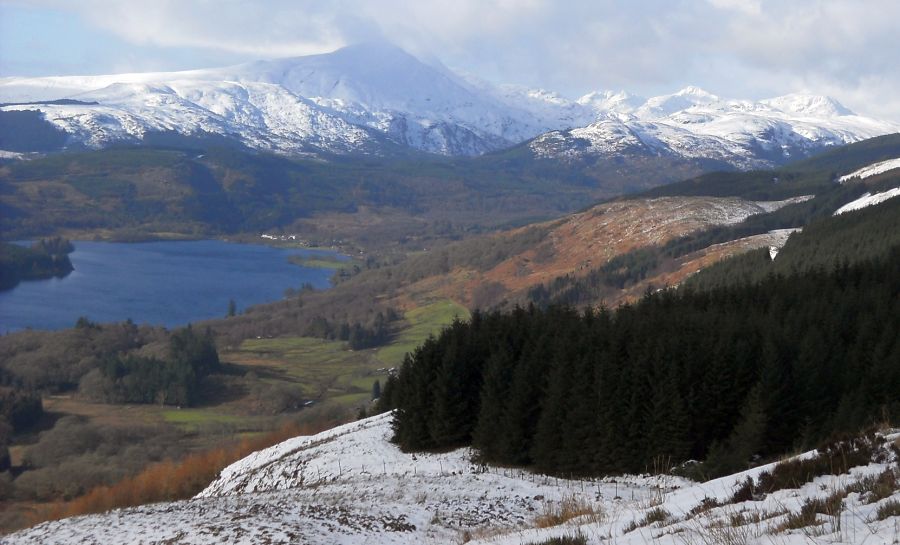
[6,414,900,545]
[1,43,898,163]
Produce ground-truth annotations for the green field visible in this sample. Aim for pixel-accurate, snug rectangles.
[287,255,355,270]
[226,299,469,409]
[231,336,380,402]
[376,300,470,367]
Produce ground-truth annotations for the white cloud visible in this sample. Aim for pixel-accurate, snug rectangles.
[706,0,762,15]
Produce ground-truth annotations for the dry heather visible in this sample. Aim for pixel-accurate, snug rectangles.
[26,416,342,527]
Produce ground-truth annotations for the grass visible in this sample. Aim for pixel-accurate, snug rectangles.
[875,498,900,521]
[624,507,671,533]
[161,408,247,428]
[534,495,601,528]
[731,434,878,503]
[229,336,381,404]
[287,254,354,270]
[527,536,587,545]
[376,300,470,366]
[224,299,470,410]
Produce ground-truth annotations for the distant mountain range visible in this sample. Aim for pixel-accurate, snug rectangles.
[1,42,898,167]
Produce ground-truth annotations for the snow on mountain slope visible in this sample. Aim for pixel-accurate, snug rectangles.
[834,187,900,215]
[474,432,900,545]
[7,415,900,545]
[839,157,900,182]
[762,94,854,117]
[530,89,900,169]
[2,413,667,544]
[0,43,547,156]
[635,86,720,118]
[577,90,645,115]
[1,44,898,162]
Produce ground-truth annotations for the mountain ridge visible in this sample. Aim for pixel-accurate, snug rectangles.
[1,43,898,163]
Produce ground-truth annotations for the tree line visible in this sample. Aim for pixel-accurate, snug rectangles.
[0,237,74,291]
[379,246,900,478]
[80,325,220,406]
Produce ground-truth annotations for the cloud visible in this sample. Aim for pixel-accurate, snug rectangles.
[4,0,900,120]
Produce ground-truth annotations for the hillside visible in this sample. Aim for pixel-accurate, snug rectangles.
[0,146,609,243]
[6,413,900,544]
[2,137,898,540]
[192,135,900,350]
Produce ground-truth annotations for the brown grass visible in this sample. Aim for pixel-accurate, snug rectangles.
[875,498,900,521]
[623,507,671,533]
[25,415,343,528]
[534,495,601,528]
[775,493,843,532]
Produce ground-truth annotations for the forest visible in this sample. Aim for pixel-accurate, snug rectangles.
[380,199,900,479]
[0,321,221,501]
[0,238,74,291]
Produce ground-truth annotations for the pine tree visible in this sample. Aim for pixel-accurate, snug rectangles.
[371,380,381,401]
[472,348,514,461]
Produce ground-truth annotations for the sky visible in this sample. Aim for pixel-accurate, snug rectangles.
[1,0,899,120]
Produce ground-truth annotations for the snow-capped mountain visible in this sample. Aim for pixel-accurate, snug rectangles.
[527,89,900,169]
[1,42,898,164]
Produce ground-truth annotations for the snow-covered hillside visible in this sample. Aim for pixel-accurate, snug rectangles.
[7,414,900,545]
[834,187,900,215]
[1,413,665,544]
[839,157,900,182]
[1,43,897,162]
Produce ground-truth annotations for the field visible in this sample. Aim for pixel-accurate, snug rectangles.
[223,298,470,409]
[376,300,470,366]
[227,336,382,408]
[0,297,468,533]
[286,255,355,270]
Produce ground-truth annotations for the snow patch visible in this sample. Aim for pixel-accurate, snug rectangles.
[834,187,900,215]
[766,228,801,260]
[838,157,900,182]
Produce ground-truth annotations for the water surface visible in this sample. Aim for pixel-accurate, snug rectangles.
[0,240,343,332]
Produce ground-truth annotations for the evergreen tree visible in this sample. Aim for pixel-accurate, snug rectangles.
[372,379,381,401]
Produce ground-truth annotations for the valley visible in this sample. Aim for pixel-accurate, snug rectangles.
[0,22,899,544]
[2,137,897,536]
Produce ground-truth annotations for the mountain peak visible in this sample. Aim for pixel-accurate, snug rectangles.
[675,86,719,100]
[576,90,644,113]
[636,86,720,118]
[326,40,421,64]
[762,93,855,117]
